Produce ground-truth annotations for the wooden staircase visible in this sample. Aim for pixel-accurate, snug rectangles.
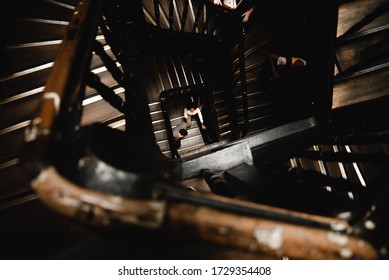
[1,0,389,259]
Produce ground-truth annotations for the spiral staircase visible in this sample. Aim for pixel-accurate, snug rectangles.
[1,0,389,259]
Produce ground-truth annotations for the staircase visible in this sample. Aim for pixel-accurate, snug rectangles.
[1,0,389,259]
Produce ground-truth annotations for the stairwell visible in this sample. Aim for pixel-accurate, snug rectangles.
[1,0,389,259]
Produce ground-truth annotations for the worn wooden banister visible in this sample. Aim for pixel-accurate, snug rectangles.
[27,0,103,136]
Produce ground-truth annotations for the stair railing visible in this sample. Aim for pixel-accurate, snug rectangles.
[22,0,103,176]
[144,0,249,139]
[20,0,389,259]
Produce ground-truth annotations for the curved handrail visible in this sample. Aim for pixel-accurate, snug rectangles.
[23,0,103,176]
[19,0,384,259]
[29,164,378,259]
[31,0,102,134]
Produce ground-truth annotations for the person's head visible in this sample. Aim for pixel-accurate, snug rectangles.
[186,102,196,112]
[292,59,305,69]
[292,59,306,75]
[179,129,188,138]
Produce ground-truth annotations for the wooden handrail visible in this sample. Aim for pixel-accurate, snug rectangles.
[20,0,383,259]
[28,0,103,136]
[30,166,378,259]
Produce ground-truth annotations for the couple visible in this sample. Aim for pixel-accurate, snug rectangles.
[173,103,206,149]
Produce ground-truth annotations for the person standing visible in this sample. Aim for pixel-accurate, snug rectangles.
[172,122,188,149]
